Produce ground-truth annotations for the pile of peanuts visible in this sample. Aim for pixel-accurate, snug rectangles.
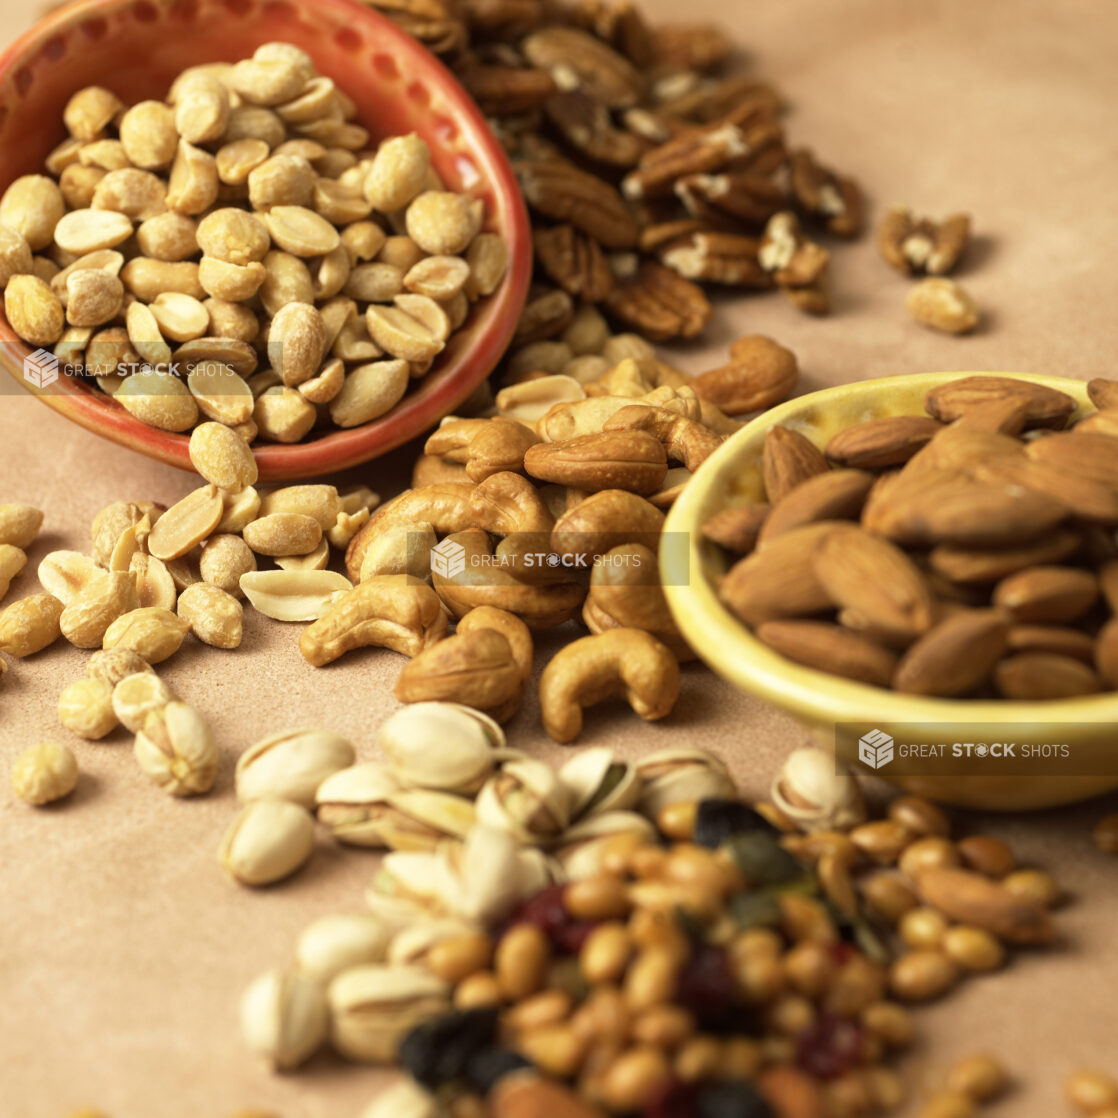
[0,42,508,441]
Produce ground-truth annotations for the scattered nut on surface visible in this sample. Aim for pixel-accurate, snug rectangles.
[906,277,980,334]
[11,741,79,805]
[879,205,971,275]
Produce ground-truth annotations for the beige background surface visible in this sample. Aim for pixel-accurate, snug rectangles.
[2,0,1118,1115]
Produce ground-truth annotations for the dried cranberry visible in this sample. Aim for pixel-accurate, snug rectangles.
[551,918,599,955]
[675,945,740,1031]
[795,1012,867,1079]
[508,883,568,935]
[506,884,598,954]
[644,1078,701,1118]
[827,942,855,966]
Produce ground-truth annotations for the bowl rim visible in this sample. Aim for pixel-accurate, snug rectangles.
[0,0,533,481]
[661,370,1118,726]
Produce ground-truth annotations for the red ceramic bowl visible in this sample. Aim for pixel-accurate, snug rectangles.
[0,0,531,480]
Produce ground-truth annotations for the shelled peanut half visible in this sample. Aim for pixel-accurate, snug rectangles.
[0,42,508,442]
[706,375,1118,699]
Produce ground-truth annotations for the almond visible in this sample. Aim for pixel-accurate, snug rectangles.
[762,425,829,502]
[892,609,1009,696]
[824,415,942,468]
[915,867,1053,945]
[1006,625,1096,663]
[756,620,897,687]
[1096,619,1118,688]
[1087,378,1118,410]
[812,526,934,643]
[992,566,1098,624]
[927,528,1081,584]
[1025,430,1118,492]
[924,375,1076,429]
[719,522,837,626]
[759,469,874,542]
[950,395,1031,434]
[975,456,1118,525]
[863,468,1067,548]
[994,652,1102,700]
[1101,559,1118,612]
[701,503,769,554]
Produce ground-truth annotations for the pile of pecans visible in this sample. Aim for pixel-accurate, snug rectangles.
[0,43,508,441]
[709,375,1118,698]
[360,0,862,354]
[232,718,1060,1118]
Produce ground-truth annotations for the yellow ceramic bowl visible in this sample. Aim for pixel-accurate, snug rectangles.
[661,372,1118,811]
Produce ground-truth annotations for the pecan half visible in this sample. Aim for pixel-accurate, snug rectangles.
[572,0,655,67]
[758,211,830,313]
[515,159,640,249]
[545,90,648,168]
[660,231,771,287]
[534,224,614,303]
[878,205,971,275]
[366,0,467,55]
[459,63,558,116]
[789,148,863,238]
[676,170,786,226]
[605,258,711,341]
[522,27,646,108]
[650,23,734,72]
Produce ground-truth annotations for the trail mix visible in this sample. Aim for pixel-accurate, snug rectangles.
[221,717,1064,1118]
[709,375,1118,698]
[0,43,508,440]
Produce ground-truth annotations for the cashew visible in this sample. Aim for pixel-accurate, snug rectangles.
[456,606,533,683]
[395,627,523,722]
[411,454,471,487]
[551,489,664,562]
[345,483,475,582]
[582,544,694,661]
[425,417,540,481]
[523,431,668,495]
[603,403,724,472]
[299,575,448,666]
[431,529,586,629]
[469,472,554,536]
[538,628,680,743]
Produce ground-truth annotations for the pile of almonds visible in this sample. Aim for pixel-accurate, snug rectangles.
[709,375,1118,698]
[362,0,862,354]
[0,43,508,441]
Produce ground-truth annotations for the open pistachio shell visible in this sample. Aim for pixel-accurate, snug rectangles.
[378,702,504,793]
[559,746,643,821]
[475,757,572,844]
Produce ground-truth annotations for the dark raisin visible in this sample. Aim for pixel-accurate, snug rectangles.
[464,1044,533,1094]
[694,799,779,849]
[675,945,741,1032]
[398,1008,498,1088]
[696,1081,774,1118]
[795,1012,867,1079]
